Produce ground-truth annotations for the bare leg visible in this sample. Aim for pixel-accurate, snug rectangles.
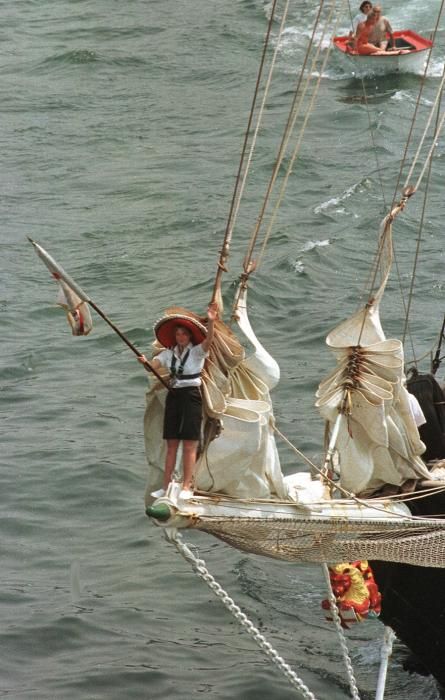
[164,439,180,488]
[182,440,199,490]
[373,48,410,55]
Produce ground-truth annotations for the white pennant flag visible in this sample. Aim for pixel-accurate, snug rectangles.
[29,238,93,336]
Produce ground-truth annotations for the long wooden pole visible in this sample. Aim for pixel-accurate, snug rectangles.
[86,301,170,390]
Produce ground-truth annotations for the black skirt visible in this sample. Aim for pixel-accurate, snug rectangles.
[163,386,202,440]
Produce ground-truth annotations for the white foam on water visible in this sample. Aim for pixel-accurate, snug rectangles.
[314,181,365,214]
[427,56,445,77]
[277,25,333,53]
[293,259,305,274]
[293,240,330,273]
[300,239,330,253]
[391,89,434,106]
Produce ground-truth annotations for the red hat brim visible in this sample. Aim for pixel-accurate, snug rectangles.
[154,315,207,348]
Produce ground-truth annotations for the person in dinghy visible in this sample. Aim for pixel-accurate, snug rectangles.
[356,7,410,54]
[138,304,217,499]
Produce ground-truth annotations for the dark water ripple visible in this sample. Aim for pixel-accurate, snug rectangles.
[2,0,445,698]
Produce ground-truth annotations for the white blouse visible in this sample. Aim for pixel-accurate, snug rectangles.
[156,342,208,388]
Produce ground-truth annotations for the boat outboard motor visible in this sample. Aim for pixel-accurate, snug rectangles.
[406,369,445,461]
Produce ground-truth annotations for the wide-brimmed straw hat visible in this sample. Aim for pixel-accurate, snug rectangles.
[154,313,207,347]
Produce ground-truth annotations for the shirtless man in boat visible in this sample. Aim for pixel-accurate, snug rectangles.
[356,8,409,55]
[367,5,395,49]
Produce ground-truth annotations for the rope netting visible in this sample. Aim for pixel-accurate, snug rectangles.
[190,513,445,566]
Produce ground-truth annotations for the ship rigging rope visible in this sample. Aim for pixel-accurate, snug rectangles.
[402,69,445,357]
[357,0,444,325]
[360,78,445,357]
[238,0,332,276]
[230,0,331,317]
[226,0,292,250]
[346,0,387,207]
[167,529,319,700]
[211,0,279,307]
[273,423,445,521]
[390,0,445,209]
[256,0,346,271]
[404,83,445,191]
[386,2,445,360]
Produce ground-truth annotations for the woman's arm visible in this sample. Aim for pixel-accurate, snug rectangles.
[138,354,161,370]
[201,303,217,352]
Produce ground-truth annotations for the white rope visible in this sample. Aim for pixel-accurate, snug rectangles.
[229,0,292,238]
[166,528,319,700]
[236,0,328,282]
[375,627,395,700]
[412,107,445,192]
[403,68,445,188]
[257,0,346,267]
[321,564,362,700]
[274,424,445,522]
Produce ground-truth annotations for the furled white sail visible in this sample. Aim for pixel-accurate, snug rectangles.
[194,284,287,498]
[316,216,430,495]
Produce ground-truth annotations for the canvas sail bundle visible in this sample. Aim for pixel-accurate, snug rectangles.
[316,337,430,494]
[316,218,430,495]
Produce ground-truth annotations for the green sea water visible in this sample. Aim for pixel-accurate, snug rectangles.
[2,1,445,698]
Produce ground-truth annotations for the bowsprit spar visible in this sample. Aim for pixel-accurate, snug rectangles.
[144,0,445,696]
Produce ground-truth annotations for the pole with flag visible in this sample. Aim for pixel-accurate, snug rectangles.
[28,238,170,390]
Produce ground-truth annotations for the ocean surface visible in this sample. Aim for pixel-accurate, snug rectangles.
[2,1,445,698]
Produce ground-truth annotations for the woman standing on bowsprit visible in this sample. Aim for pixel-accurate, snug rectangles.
[139,304,216,499]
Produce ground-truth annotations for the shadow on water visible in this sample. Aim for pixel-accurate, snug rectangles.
[336,72,424,104]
